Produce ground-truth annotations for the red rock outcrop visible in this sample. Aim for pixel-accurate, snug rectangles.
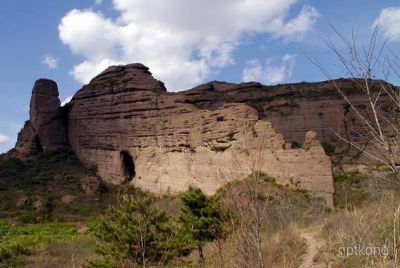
[65,64,334,206]
[180,79,389,148]
[13,79,67,157]
[17,64,386,207]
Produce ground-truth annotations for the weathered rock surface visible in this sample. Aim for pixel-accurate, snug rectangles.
[13,79,67,157]
[61,195,77,204]
[180,79,388,146]
[66,64,335,206]
[16,64,390,207]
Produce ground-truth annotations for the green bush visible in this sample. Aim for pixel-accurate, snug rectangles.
[0,221,28,267]
[2,222,78,250]
[0,158,24,177]
[179,187,230,262]
[260,174,277,184]
[322,143,336,156]
[333,171,364,184]
[294,188,312,201]
[333,171,368,210]
[0,221,79,266]
[35,148,78,165]
[86,193,190,267]
[0,246,19,267]
[257,192,274,201]
[0,221,9,242]
[17,208,50,224]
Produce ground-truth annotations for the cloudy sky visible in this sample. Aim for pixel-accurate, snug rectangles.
[1,0,400,153]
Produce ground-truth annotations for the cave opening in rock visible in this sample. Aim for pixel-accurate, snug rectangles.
[120,150,135,182]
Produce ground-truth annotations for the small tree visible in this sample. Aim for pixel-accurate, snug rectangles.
[179,187,227,263]
[86,193,186,267]
[221,171,270,268]
[310,26,400,181]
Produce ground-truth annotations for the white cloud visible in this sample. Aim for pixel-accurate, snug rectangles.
[242,54,296,84]
[374,8,400,41]
[276,5,320,40]
[94,0,103,5]
[61,96,73,106]
[59,0,319,90]
[41,54,59,69]
[0,134,9,145]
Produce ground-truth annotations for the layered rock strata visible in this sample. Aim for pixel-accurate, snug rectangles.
[65,64,334,206]
[13,64,374,207]
[180,79,389,146]
[13,79,67,157]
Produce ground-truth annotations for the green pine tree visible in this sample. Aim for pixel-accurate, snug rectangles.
[86,193,189,267]
[179,187,228,263]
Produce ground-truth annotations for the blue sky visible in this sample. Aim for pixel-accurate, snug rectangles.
[1,0,400,153]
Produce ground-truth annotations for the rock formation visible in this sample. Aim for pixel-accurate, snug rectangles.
[13,79,67,157]
[72,64,335,206]
[16,63,380,207]
[180,79,388,147]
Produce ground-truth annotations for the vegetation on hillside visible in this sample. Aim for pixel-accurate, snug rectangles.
[86,192,192,267]
[317,170,400,267]
[0,148,118,222]
[1,146,400,267]
[0,149,332,267]
[2,25,400,267]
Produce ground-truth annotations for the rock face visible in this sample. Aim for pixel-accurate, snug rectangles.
[13,79,67,157]
[17,64,384,207]
[65,64,334,207]
[180,79,388,147]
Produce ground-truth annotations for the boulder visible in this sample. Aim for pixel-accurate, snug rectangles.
[33,199,47,210]
[61,195,77,204]
[81,176,101,194]
[16,196,30,209]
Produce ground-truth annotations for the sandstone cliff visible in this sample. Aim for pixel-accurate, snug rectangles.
[13,79,67,157]
[71,64,334,206]
[14,64,370,207]
[180,79,387,147]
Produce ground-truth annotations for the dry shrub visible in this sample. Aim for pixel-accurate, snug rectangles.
[21,239,95,268]
[263,225,307,268]
[202,170,325,268]
[319,192,400,267]
[205,224,306,268]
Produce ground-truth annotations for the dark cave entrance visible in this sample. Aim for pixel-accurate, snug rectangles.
[120,150,135,182]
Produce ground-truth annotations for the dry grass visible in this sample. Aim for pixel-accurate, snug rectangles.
[20,239,95,268]
[179,173,327,268]
[318,191,400,267]
[263,226,307,268]
[201,224,306,268]
[8,149,400,267]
